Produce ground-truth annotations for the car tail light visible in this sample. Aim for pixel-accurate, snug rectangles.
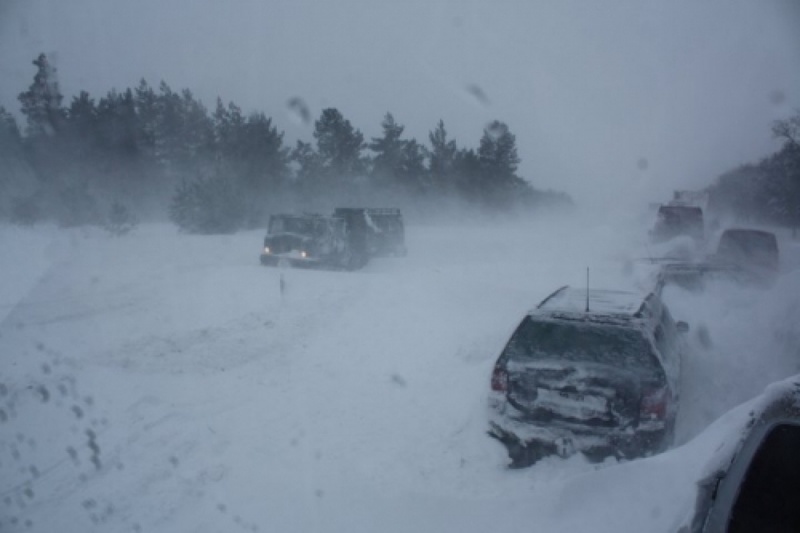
[491,365,508,393]
[640,386,671,419]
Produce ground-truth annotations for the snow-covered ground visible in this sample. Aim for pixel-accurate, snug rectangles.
[1,211,799,532]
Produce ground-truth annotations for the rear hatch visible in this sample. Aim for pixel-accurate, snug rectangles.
[716,230,779,274]
[652,205,704,240]
[499,317,664,431]
[506,361,641,428]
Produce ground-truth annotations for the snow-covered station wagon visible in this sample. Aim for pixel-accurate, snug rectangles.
[488,287,686,467]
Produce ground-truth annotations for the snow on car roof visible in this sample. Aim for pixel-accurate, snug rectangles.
[723,227,776,237]
[535,286,648,317]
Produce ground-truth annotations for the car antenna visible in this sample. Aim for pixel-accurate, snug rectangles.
[585,267,590,312]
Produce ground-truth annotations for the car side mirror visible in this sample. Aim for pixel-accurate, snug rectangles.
[676,321,690,334]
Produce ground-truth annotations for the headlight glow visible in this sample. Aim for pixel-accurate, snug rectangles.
[300,251,307,258]
[264,246,270,254]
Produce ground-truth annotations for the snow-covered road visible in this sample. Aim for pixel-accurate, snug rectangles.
[1,213,799,532]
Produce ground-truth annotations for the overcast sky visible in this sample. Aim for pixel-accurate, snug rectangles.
[1,0,799,208]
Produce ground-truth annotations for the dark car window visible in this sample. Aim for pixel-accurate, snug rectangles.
[728,424,800,533]
[504,317,660,377]
[269,216,323,236]
[717,231,778,259]
[658,206,703,224]
[372,216,402,233]
[654,308,677,358]
[656,206,703,229]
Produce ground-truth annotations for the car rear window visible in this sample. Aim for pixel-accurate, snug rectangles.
[504,316,660,374]
[718,231,778,257]
[658,206,703,225]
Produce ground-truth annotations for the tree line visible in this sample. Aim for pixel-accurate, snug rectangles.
[707,111,800,235]
[0,53,571,233]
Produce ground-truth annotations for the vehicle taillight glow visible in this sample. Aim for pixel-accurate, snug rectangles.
[491,366,508,393]
[640,386,670,419]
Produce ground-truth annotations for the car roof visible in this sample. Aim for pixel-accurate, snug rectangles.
[659,204,703,214]
[721,228,776,239]
[271,213,326,220]
[535,286,649,319]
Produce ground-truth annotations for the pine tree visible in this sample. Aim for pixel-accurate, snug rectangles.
[399,138,427,194]
[179,89,214,164]
[213,98,245,161]
[762,145,800,234]
[478,121,520,182]
[770,114,800,235]
[66,91,98,156]
[151,83,213,178]
[313,108,366,179]
[239,111,288,192]
[169,174,245,234]
[17,53,94,224]
[476,120,526,207]
[134,79,158,156]
[707,164,765,222]
[18,53,65,138]
[0,107,23,151]
[772,113,800,150]
[708,110,800,234]
[369,113,427,195]
[369,113,405,183]
[0,107,29,220]
[291,139,322,197]
[96,88,139,158]
[212,100,288,224]
[427,119,458,194]
[453,147,483,202]
[59,91,100,195]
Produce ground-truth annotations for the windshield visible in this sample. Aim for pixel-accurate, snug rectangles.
[505,316,658,374]
[269,216,317,236]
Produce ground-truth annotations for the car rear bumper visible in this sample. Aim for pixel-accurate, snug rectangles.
[488,415,669,465]
[259,253,321,269]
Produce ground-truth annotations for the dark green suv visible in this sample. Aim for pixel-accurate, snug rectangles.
[488,286,686,468]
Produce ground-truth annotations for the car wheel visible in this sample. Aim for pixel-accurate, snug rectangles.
[488,427,554,468]
[508,442,546,469]
[582,446,616,463]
